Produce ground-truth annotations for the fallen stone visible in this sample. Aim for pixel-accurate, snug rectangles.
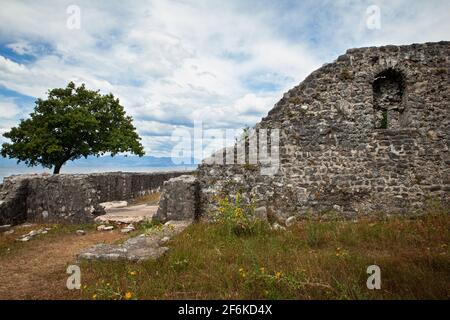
[285,216,297,227]
[28,230,40,237]
[121,224,135,234]
[103,226,114,231]
[15,227,50,241]
[4,229,14,235]
[76,230,86,236]
[20,223,35,228]
[78,220,191,262]
[97,225,107,231]
[99,201,128,211]
[159,236,170,245]
[121,229,132,234]
[271,223,286,231]
[0,224,12,232]
[255,207,268,221]
[17,236,31,242]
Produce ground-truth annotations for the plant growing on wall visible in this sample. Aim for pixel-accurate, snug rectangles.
[214,193,267,236]
[1,82,145,174]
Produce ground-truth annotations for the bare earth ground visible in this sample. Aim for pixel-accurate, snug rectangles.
[96,204,158,224]
[0,228,127,299]
[1,205,448,299]
[0,198,159,300]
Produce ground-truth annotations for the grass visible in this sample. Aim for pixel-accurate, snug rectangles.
[0,222,128,299]
[79,212,450,300]
[129,192,161,206]
[0,223,96,257]
[339,68,354,80]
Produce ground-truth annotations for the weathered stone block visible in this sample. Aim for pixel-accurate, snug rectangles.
[153,175,199,223]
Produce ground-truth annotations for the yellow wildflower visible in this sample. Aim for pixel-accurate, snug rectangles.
[275,271,283,279]
[124,292,133,300]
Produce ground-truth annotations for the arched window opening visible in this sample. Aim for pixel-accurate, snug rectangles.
[373,69,406,129]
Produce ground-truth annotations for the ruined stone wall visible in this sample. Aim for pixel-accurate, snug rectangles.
[88,172,195,202]
[153,175,200,223]
[0,177,29,225]
[0,171,193,225]
[198,42,450,222]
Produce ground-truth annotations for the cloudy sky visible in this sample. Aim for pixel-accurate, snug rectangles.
[0,0,449,157]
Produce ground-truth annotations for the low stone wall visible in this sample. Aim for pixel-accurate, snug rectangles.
[0,177,29,225]
[88,172,195,202]
[153,175,200,223]
[0,171,194,225]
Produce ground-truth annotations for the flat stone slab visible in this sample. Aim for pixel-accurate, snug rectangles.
[99,201,128,210]
[77,220,191,262]
[95,204,158,224]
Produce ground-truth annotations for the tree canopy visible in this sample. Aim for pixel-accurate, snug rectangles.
[1,82,145,174]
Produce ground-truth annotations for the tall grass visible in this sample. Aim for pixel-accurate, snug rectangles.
[80,211,450,300]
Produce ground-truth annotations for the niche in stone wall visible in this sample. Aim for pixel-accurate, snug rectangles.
[372,68,406,129]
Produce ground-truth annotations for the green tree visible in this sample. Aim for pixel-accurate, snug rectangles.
[1,82,145,174]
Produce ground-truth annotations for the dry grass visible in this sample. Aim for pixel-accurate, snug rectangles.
[80,212,450,300]
[129,192,161,206]
[0,224,128,299]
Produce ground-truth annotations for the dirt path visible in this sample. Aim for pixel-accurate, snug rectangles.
[95,204,158,224]
[0,230,126,299]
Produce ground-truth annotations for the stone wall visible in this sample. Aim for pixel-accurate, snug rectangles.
[153,175,200,223]
[0,171,193,225]
[0,177,29,225]
[197,41,450,222]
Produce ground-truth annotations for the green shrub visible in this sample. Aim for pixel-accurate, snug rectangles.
[214,193,267,236]
[138,219,163,234]
[339,69,354,80]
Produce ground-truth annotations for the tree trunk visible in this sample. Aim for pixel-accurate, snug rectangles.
[53,163,63,174]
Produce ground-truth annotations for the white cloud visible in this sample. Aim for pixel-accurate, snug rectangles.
[0,96,21,119]
[0,0,448,156]
[6,40,35,56]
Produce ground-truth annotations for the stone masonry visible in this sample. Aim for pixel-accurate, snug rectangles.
[0,171,193,225]
[1,42,448,227]
[196,41,449,221]
[153,175,200,223]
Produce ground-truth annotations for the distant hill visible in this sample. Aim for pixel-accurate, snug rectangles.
[0,155,200,168]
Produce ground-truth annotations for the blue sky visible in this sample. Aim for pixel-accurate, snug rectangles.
[0,0,449,157]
